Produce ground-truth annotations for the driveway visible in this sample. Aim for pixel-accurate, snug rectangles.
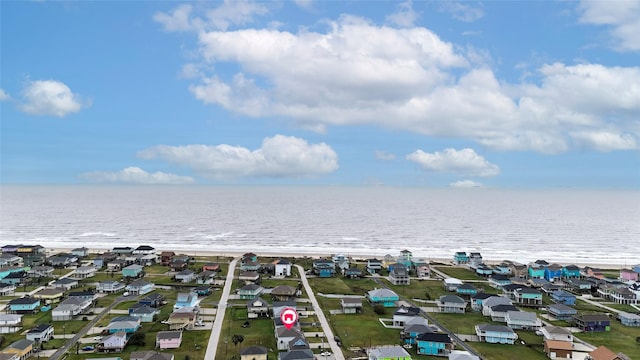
[203,257,238,360]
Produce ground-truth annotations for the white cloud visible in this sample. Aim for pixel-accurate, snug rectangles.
[570,131,638,151]
[0,89,9,101]
[407,148,499,177]
[163,11,640,153]
[449,180,483,188]
[80,167,195,184]
[19,79,88,117]
[439,1,484,23]
[293,0,314,10]
[578,0,640,52]
[154,1,268,32]
[137,135,338,179]
[387,1,419,28]
[375,150,396,161]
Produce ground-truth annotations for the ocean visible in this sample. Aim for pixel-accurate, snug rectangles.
[0,186,638,266]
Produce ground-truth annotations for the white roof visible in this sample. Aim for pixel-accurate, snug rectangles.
[444,278,463,285]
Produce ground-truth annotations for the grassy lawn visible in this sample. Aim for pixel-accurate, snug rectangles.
[575,320,640,358]
[434,266,483,280]
[215,306,278,360]
[471,342,548,360]
[307,277,378,295]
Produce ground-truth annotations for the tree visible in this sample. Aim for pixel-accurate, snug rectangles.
[373,304,386,315]
[231,334,244,348]
[128,331,146,346]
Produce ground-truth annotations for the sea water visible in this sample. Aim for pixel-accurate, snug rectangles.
[1,186,638,266]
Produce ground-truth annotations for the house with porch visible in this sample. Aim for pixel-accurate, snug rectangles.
[0,284,16,296]
[156,331,182,350]
[312,259,335,278]
[416,264,430,279]
[238,284,264,300]
[548,303,578,321]
[470,293,494,312]
[544,340,574,360]
[106,318,142,334]
[401,317,430,346]
[2,339,34,360]
[453,252,469,265]
[122,264,144,278]
[33,288,65,304]
[586,346,631,360]
[398,250,413,268]
[343,267,363,279]
[489,304,519,322]
[366,288,399,307]
[493,263,512,275]
[97,331,127,352]
[71,247,89,258]
[505,311,542,330]
[367,346,411,360]
[481,296,512,317]
[341,298,362,314]
[393,306,421,327]
[541,325,573,342]
[562,265,581,278]
[174,292,199,310]
[475,264,494,277]
[276,327,304,351]
[0,314,22,334]
[489,275,511,288]
[26,324,54,343]
[0,254,23,269]
[133,245,155,255]
[620,269,639,283]
[8,298,40,314]
[416,333,452,356]
[239,271,259,282]
[528,264,545,279]
[174,270,195,283]
[468,253,483,269]
[167,311,197,330]
[389,264,410,285]
[51,278,78,290]
[444,278,463,291]
[247,297,269,318]
[160,252,175,266]
[97,280,126,294]
[456,283,478,298]
[126,279,155,295]
[436,295,466,313]
[618,311,640,327]
[551,290,576,305]
[514,287,543,307]
[573,314,610,332]
[275,259,292,277]
[196,270,216,285]
[475,324,518,344]
[129,305,160,323]
[27,266,54,278]
[240,346,268,360]
[73,265,97,279]
[51,297,92,321]
[366,258,383,274]
[544,264,563,282]
[271,285,298,301]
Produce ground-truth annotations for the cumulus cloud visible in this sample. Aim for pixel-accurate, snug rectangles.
[375,151,396,161]
[449,180,483,188]
[387,1,419,28]
[0,89,9,101]
[154,0,268,32]
[157,7,640,153]
[578,0,640,52]
[80,167,195,184]
[19,80,89,117]
[406,148,499,177]
[439,1,484,23]
[570,131,638,151]
[137,135,338,179]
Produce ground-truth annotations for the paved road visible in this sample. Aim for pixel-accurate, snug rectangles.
[204,257,238,360]
[295,265,345,360]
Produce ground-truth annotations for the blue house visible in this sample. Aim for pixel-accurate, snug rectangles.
[416,332,452,356]
[551,290,576,305]
[122,264,144,278]
[8,297,41,314]
[313,259,335,278]
[475,324,518,344]
[456,283,478,297]
[618,312,640,327]
[547,304,577,321]
[128,304,159,322]
[174,292,199,309]
[493,263,512,275]
[574,314,610,332]
[475,264,493,277]
[401,320,430,345]
[544,264,563,282]
[453,252,469,264]
[489,275,511,288]
[562,265,581,278]
[106,318,141,334]
[366,288,399,307]
[528,265,545,279]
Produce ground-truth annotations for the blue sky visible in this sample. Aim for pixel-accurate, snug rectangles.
[1,0,639,188]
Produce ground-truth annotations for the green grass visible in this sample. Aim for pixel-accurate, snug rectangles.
[307,277,378,295]
[575,319,640,358]
[434,266,483,280]
[471,342,547,360]
[215,306,277,360]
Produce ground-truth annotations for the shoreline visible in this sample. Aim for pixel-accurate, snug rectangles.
[48,247,632,270]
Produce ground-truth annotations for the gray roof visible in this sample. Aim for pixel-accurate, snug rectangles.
[369,346,411,358]
[506,310,538,321]
[7,339,34,351]
[476,324,515,333]
[156,331,182,340]
[439,294,465,304]
[241,346,268,355]
[367,288,398,299]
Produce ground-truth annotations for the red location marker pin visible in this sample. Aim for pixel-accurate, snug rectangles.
[280,307,298,330]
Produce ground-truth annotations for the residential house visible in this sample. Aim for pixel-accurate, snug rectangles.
[489,275,511,288]
[51,297,91,321]
[505,311,542,330]
[242,253,258,263]
[562,265,581,279]
[271,285,298,301]
[139,293,165,308]
[398,250,413,268]
[493,263,512,275]
[8,298,40,314]
[366,288,399,307]
[195,270,216,285]
[393,306,421,327]
[541,325,574,342]
[528,264,545,279]
[475,264,494,277]
[97,280,126,294]
[548,304,578,321]
[583,267,604,279]
[106,318,141,334]
[343,267,363,279]
[367,258,383,274]
[332,254,350,272]
[133,245,156,255]
[551,290,577,305]
[567,279,593,293]
[481,296,512,317]
[0,284,16,296]
[278,349,314,360]
[508,263,528,278]
[468,252,483,269]
[389,264,410,285]
[68,291,97,303]
[470,293,494,312]
[618,311,640,327]
[130,351,174,360]
[169,260,187,271]
[193,286,211,296]
[368,346,411,360]
[239,271,259,282]
[453,252,469,265]
[51,278,78,290]
[107,259,126,272]
[26,324,54,343]
[122,264,144,278]
[174,292,199,310]
[46,254,78,268]
[126,279,155,295]
[0,315,22,334]
[341,298,362,314]
[240,346,268,360]
[312,259,335,278]
[97,331,127,352]
[0,254,23,268]
[27,266,54,278]
[544,340,574,359]
[247,297,269,319]
[475,324,518,344]
[541,283,563,294]
[202,263,220,272]
[620,269,638,283]
[71,247,89,258]
[444,278,463,291]
[1,339,34,360]
[167,311,196,331]
[573,314,611,332]
[449,351,480,360]
[72,265,97,279]
[544,264,563,282]
[238,284,264,300]
[33,288,65,304]
[156,331,182,349]
[416,333,452,356]
[401,318,430,345]
[274,259,292,277]
[129,305,160,323]
[456,283,478,298]
[275,327,304,351]
[1,271,26,286]
[240,253,260,272]
[514,287,543,307]
[586,346,631,360]
[489,304,519,322]
[272,302,297,319]
[160,252,175,266]
[174,270,195,283]
[437,295,466,313]
[112,247,133,255]
[416,263,430,279]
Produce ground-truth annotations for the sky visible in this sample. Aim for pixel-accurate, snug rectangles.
[1,0,639,188]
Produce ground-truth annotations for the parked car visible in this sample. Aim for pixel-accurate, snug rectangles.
[82,346,94,351]
[320,351,332,356]
[93,336,102,341]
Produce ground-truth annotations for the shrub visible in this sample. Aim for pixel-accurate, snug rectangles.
[373,304,386,315]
